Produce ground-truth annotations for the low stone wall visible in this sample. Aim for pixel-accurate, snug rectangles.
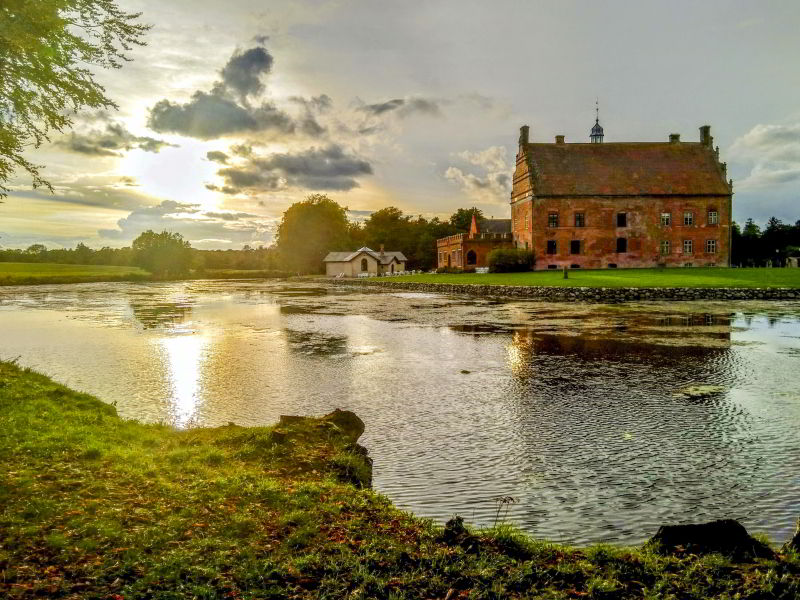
[330,278,800,302]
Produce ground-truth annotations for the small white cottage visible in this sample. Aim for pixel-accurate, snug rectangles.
[323,246,407,277]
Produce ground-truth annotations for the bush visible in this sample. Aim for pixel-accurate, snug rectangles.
[436,266,462,274]
[488,248,533,272]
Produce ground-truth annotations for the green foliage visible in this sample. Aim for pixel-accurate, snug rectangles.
[0,0,150,197]
[276,194,352,273]
[131,230,191,277]
[449,207,484,232]
[1,359,798,599]
[488,248,534,272]
[732,217,800,267]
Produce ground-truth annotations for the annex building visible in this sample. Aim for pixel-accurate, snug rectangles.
[438,117,733,270]
[324,246,406,277]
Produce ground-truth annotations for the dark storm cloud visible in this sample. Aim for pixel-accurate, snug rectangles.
[206,151,229,163]
[214,144,372,193]
[220,46,274,99]
[359,97,441,118]
[148,92,294,139]
[147,44,300,140]
[289,94,333,113]
[59,122,175,156]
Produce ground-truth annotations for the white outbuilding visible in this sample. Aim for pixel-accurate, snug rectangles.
[323,246,407,277]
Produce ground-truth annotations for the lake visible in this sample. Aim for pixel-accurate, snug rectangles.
[1,280,799,545]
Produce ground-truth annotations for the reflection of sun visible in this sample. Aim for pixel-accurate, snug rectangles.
[506,331,531,377]
[160,334,208,427]
[119,141,221,211]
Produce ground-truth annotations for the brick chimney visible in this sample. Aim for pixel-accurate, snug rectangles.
[555,135,565,144]
[700,125,713,147]
[379,244,385,258]
[519,125,530,148]
[669,133,680,143]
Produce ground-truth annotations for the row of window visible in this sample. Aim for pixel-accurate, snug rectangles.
[532,210,720,229]
[546,239,718,255]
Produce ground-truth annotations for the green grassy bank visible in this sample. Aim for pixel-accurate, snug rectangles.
[0,263,291,286]
[0,263,150,286]
[1,361,798,599]
[394,268,800,289]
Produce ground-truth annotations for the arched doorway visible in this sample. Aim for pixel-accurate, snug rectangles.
[466,250,477,266]
[360,258,368,272]
[390,263,395,273]
[447,254,451,267]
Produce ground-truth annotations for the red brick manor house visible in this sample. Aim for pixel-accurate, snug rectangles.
[438,118,733,270]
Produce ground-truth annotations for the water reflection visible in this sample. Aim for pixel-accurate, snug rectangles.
[158,333,209,427]
[1,281,799,545]
[130,296,194,329]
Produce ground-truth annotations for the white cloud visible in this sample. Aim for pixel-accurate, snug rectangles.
[444,145,512,204]
[98,200,275,247]
[729,123,800,189]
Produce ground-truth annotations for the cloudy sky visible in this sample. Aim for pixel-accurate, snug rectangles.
[3,0,800,249]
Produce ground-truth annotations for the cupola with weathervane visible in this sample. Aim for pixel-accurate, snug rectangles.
[590,99,604,143]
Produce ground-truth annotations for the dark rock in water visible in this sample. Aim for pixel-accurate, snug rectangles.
[782,518,800,553]
[649,519,775,560]
[322,409,365,443]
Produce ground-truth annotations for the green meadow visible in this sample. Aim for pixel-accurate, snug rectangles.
[394,267,800,288]
[1,360,798,599]
[0,263,149,286]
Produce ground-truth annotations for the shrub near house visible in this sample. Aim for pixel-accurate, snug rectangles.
[488,248,534,272]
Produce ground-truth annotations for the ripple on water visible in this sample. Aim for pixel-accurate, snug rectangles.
[1,281,799,544]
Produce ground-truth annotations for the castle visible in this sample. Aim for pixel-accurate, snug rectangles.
[438,116,733,270]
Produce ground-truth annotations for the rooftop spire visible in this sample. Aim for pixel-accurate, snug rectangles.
[590,98,604,143]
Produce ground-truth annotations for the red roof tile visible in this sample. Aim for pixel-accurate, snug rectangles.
[526,142,731,196]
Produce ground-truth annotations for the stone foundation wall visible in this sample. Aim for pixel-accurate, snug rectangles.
[330,278,800,303]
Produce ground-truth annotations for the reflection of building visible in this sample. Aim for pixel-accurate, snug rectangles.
[324,246,406,277]
[437,114,734,270]
[436,214,513,269]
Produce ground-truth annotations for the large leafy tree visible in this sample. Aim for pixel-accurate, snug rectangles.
[132,230,192,277]
[0,0,149,197]
[276,194,352,273]
[449,207,484,232]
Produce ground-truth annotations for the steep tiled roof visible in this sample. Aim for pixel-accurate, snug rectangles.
[477,218,512,234]
[323,247,407,264]
[526,142,731,196]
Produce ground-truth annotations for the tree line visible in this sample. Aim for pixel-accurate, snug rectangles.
[2,195,798,274]
[732,218,800,267]
[0,195,482,275]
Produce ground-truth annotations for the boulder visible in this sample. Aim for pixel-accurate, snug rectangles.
[649,519,775,560]
[322,408,365,443]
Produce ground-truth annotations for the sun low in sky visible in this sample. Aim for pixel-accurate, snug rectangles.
[3,0,799,249]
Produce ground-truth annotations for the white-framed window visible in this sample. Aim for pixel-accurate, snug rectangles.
[574,212,585,227]
[683,239,693,254]
[683,211,694,226]
[706,239,717,253]
[708,210,719,225]
[524,214,529,229]
[660,240,670,255]
[548,212,558,228]
[661,212,671,226]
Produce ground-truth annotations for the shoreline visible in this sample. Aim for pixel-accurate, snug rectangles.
[330,277,800,302]
[1,360,798,598]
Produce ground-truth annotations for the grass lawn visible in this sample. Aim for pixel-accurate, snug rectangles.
[0,262,149,286]
[394,267,800,288]
[1,360,798,599]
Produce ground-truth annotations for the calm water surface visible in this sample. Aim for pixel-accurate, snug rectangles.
[2,280,799,545]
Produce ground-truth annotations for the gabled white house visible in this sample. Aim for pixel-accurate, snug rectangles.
[323,246,407,277]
